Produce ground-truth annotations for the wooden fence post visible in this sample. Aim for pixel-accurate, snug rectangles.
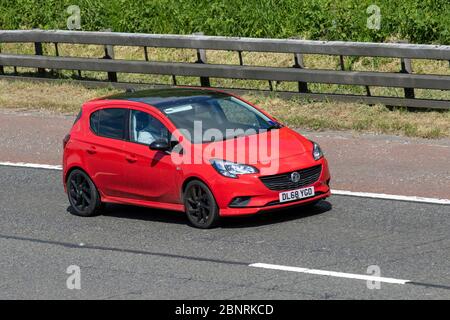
[0,45,4,74]
[399,40,414,99]
[103,29,117,82]
[238,51,244,66]
[34,41,45,76]
[339,55,345,71]
[52,42,60,76]
[293,53,308,93]
[193,32,210,87]
[143,46,149,61]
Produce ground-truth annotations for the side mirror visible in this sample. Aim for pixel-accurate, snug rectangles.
[149,140,170,152]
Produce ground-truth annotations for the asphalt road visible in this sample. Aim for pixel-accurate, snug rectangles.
[0,166,449,299]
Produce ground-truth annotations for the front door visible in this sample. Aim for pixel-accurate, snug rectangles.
[121,109,180,204]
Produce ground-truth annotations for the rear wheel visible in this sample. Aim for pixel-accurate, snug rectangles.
[67,169,102,217]
[184,180,220,229]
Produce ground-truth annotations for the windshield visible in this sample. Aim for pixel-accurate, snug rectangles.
[157,96,281,143]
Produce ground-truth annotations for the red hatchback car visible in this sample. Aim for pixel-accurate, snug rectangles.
[63,87,331,228]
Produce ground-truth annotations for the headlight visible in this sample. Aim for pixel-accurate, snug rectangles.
[311,141,323,160]
[210,159,259,178]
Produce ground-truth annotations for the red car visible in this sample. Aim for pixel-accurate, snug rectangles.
[63,87,331,228]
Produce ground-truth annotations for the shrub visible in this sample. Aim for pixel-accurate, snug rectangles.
[0,0,448,44]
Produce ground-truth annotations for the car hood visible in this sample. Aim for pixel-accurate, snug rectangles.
[192,127,313,167]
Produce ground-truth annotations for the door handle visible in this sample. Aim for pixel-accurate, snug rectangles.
[125,155,137,163]
[87,146,97,154]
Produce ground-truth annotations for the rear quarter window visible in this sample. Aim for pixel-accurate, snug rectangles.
[90,111,99,134]
[90,108,128,140]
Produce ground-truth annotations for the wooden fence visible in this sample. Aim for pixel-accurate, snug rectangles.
[1,30,449,109]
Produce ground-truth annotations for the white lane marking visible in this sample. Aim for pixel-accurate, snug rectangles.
[0,161,62,170]
[332,189,450,205]
[249,263,410,285]
[0,161,449,205]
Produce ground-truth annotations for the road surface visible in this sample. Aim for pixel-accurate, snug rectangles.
[0,166,448,299]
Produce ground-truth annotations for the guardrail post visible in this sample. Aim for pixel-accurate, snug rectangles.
[52,42,60,76]
[143,46,149,61]
[399,41,415,99]
[193,32,210,87]
[34,42,46,76]
[339,55,345,71]
[293,53,308,93]
[103,29,117,82]
[0,45,4,74]
[103,44,117,82]
[400,58,414,99]
[238,51,244,65]
[54,42,59,56]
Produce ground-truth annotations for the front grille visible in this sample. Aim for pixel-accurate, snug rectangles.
[259,165,322,191]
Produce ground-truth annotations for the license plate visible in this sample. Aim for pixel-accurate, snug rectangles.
[279,186,315,203]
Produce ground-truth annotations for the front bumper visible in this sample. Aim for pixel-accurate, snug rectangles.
[219,189,331,216]
[211,157,331,216]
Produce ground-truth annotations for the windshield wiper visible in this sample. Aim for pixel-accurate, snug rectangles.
[263,122,283,131]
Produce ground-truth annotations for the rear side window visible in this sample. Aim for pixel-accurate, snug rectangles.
[90,108,128,140]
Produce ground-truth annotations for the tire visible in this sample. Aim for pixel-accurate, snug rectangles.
[183,180,220,229]
[67,169,102,217]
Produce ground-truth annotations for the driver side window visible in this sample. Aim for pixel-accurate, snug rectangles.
[130,110,169,145]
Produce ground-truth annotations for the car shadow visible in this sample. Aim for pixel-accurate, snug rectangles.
[67,200,332,229]
[219,201,332,229]
[68,204,188,225]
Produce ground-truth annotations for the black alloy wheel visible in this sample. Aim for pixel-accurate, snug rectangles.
[67,169,101,217]
[184,180,220,229]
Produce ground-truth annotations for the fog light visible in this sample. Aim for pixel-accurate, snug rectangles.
[229,196,252,207]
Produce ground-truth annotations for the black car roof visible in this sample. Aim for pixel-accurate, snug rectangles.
[105,87,230,109]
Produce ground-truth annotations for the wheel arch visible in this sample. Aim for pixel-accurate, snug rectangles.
[64,165,89,184]
[65,165,104,201]
[180,175,218,202]
[181,176,206,198]
[64,166,100,195]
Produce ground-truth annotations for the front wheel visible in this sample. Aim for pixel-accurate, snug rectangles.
[184,180,220,229]
[67,169,102,217]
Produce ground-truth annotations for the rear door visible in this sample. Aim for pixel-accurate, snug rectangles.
[84,107,129,197]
